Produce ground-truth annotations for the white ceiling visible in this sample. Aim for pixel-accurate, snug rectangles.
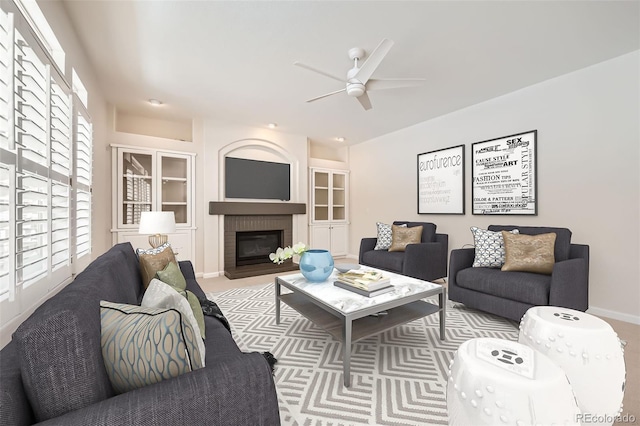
[62,1,639,146]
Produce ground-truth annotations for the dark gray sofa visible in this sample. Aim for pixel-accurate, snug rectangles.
[448,225,589,322]
[359,221,449,282]
[0,242,280,425]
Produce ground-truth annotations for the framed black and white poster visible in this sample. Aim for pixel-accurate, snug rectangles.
[472,130,537,215]
[417,145,465,214]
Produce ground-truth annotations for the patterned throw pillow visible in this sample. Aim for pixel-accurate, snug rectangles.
[471,226,519,268]
[142,279,206,361]
[100,301,204,394]
[374,222,407,250]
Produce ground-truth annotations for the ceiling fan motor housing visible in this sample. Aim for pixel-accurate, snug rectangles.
[346,79,365,97]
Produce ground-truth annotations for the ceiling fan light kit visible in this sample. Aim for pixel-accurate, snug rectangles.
[295,38,424,110]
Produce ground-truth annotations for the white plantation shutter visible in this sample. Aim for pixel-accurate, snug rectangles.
[14,28,49,288]
[0,163,11,298]
[74,110,91,259]
[0,0,92,330]
[0,9,12,299]
[49,77,71,272]
[0,9,12,151]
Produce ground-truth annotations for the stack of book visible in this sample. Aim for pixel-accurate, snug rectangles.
[334,270,394,297]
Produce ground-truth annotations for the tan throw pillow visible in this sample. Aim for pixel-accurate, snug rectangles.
[388,225,423,252]
[139,245,177,289]
[501,231,556,275]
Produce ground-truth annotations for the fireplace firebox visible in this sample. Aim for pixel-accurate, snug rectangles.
[236,230,282,266]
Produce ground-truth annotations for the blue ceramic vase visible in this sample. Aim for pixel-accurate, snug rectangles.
[299,249,334,282]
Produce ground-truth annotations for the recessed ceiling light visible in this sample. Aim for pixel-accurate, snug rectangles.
[336,137,345,142]
[148,99,163,106]
[268,123,278,129]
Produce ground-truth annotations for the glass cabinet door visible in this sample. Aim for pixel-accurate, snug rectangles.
[121,151,153,225]
[160,155,189,224]
[313,171,329,222]
[332,173,346,221]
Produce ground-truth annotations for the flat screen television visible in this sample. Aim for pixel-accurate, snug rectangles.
[225,157,291,201]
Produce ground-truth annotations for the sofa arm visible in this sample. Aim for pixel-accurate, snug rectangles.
[448,248,475,289]
[403,240,448,281]
[37,353,280,426]
[178,260,207,300]
[359,238,377,263]
[178,260,196,280]
[549,244,589,312]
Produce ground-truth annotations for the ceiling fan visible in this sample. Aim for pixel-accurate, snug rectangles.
[294,38,424,111]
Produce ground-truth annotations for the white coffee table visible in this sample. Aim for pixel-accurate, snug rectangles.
[275,266,446,387]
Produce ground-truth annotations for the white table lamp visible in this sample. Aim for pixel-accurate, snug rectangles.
[138,211,176,248]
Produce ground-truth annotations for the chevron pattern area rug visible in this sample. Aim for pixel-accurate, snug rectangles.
[208,283,519,425]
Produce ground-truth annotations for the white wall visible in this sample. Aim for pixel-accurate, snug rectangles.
[201,121,309,277]
[349,51,640,323]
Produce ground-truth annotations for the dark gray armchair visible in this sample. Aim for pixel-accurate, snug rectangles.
[359,221,448,282]
[448,225,589,322]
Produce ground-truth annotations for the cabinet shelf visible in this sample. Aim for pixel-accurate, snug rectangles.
[162,202,187,206]
[162,177,187,182]
[122,174,152,179]
[123,201,152,205]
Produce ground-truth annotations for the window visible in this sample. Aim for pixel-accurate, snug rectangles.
[0,2,92,330]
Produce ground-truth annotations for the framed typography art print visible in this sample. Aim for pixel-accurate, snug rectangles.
[417,144,465,214]
[471,130,537,215]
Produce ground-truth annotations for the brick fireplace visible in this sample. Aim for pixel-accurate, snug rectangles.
[210,202,306,279]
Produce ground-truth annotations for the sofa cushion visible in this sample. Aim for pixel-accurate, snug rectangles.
[488,225,572,262]
[471,227,519,268]
[142,279,206,362]
[393,221,436,243]
[362,250,405,273]
[456,267,551,306]
[502,232,556,275]
[156,260,187,292]
[374,222,405,250]
[138,244,177,289]
[389,225,423,252]
[100,301,204,394]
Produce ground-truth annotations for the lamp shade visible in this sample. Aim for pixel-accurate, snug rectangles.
[138,211,176,235]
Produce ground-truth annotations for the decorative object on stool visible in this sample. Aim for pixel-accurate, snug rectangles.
[519,306,626,426]
[447,337,580,426]
[138,211,176,248]
[298,249,334,282]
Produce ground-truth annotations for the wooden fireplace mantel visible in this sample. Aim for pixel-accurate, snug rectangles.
[209,201,306,216]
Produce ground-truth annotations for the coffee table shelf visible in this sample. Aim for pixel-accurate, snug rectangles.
[280,292,439,342]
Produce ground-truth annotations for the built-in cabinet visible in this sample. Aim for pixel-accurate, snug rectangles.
[309,168,349,256]
[111,145,196,262]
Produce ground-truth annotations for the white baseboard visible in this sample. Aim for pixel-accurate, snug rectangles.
[202,271,222,279]
[587,306,640,325]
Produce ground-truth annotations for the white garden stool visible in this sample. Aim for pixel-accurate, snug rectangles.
[447,337,580,426]
[519,306,626,426]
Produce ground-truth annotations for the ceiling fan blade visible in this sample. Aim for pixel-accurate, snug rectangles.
[294,61,344,83]
[355,92,372,110]
[305,88,347,103]
[367,78,426,91]
[353,38,394,85]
